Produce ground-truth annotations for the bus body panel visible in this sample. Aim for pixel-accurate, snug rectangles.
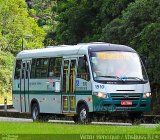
[29,95,61,113]
[13,78,62,113]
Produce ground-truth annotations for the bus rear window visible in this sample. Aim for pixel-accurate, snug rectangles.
[14,60,21,79]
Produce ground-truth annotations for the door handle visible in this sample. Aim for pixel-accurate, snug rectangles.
[18,84,20,88]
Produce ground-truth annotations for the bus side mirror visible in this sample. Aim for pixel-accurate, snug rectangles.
[55,80,61,92]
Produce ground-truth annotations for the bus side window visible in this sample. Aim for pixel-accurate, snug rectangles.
[14,60,22,79]
[35,58,49,78]
[77,56,90,81]
[48,57,62,78]
[31,59,36,78]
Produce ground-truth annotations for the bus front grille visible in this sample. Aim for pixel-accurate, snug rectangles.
[110,93,141,101]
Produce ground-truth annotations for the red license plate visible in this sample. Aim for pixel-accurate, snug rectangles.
[121,100,132,106]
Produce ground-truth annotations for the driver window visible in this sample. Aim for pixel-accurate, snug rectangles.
[77,56,90,81]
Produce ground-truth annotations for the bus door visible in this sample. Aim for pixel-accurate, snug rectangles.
[20,61,31,112]
[62,59,77,113]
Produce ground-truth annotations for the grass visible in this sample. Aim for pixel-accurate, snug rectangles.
[0,93,12,104]
[0,122,160,140]
[0,122,160,134]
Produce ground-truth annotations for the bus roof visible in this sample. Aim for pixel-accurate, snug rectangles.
[16,42,136,59]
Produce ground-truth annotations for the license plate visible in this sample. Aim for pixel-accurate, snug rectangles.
[121,100,132,106]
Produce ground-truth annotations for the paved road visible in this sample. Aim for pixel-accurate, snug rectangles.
[0,117,158,128]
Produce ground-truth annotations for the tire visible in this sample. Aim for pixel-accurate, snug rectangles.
[31,103,40,122]
[74,104,91,124]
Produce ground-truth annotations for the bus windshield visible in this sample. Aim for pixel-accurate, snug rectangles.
[90,51,148,82]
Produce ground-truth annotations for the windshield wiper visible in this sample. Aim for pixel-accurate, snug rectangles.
[95,75,144,82]
[95,75,122,81]
[124,77,144,81]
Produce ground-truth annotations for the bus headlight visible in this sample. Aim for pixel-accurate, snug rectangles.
[94,92,108,98]
[143,92,151,98]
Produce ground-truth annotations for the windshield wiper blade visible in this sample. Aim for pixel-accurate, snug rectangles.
[95,75,144,82]
[96,75,122,80]
[125,77,144,81]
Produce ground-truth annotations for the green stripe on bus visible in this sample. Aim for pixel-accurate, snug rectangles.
[75,91,92,95]
[12,90,92,95]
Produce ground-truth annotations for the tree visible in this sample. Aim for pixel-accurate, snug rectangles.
[27,0,57,46]
[0,51,14,94]
[55,0,96,44]
[100,0,134,26]
[0,0,46,95]
[0,0,46,54]
[54,0,134,44]
[101,0,160,45]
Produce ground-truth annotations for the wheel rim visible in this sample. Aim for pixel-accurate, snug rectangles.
[33,106,38,120]
[80,108,87,122]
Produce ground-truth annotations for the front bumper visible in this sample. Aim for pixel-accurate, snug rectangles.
[93,93,151,112]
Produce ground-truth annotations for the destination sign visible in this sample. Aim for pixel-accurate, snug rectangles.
[96,52,132,60]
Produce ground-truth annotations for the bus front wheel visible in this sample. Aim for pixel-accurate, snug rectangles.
[73,104,91,124]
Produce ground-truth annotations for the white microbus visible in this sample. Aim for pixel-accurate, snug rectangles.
[12,42,151,123]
